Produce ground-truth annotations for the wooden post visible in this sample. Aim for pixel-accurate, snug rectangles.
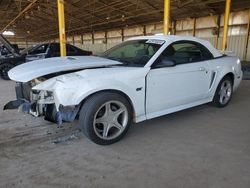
[215,15,221,49]
[72,35,75,45]
[104,30,107,44]
[121,28,124,41]
[143,25,146,36]
[192,18,196,37]
[172,20,176,35]
[92,31,94,44]
[81,34,83,45]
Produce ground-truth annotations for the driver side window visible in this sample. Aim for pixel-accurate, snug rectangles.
[157,41,213,66]
[29,44,48,55]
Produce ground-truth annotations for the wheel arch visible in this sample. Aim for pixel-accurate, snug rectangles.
[212,71,235,97]
[212,72,234,107]
[224,72,234,85]
[78,89,136,122]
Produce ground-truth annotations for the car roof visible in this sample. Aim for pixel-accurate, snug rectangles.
[128,35,222,58]
[34,43,67,46]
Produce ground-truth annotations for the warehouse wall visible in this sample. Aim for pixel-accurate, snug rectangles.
[175,10,249,61]
[60,10,249,60]
[9,10,249,61]
[4,36,37,49]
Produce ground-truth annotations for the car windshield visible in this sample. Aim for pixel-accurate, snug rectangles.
[20,45,36,55]
[100,39,164,66]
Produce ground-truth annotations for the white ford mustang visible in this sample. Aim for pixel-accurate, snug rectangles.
[4,35,242,145]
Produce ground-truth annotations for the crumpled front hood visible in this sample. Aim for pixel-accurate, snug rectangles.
[8,56,122,82]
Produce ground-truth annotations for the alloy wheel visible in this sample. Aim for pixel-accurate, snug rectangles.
[219,80,232,105]
[93,100,129,140]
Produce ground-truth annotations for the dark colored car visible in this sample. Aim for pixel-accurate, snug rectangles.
[0,34,92,80]
[0,43,19,57]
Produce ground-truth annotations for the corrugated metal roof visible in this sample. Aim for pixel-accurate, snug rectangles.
[0,0,249,40]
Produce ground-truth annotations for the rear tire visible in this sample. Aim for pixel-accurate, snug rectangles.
[213,76,233,107]
[79,92,132,145]
[0,63,14,80]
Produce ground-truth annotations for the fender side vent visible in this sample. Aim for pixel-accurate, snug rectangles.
[209,71,216,89]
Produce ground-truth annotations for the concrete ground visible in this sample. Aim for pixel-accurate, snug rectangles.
[0,80,250,188]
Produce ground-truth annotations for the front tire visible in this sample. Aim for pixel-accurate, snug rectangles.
[213,76,233,107]
[79,92,132,145]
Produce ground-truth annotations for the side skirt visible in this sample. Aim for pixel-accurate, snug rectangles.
[144,97,213,121]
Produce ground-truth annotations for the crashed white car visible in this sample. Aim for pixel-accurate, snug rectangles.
[4,35,242,145]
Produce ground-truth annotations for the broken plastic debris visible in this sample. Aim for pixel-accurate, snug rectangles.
[52,131,80,144]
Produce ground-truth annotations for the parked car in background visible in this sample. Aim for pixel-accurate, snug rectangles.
[22,43,92,62]
[0,34,23,80]
[4,35,242,145]
[0,43,19,57]
[0,34,92,80]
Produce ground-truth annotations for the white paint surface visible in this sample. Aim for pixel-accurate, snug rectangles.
[8,36,243,123]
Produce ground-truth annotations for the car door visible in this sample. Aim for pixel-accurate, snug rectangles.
[146,41,213,117]
[48,43,61,57]
[66,44,78,56]
[25,44,49,62]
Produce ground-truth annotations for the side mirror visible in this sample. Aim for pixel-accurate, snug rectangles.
[154,58,176,68]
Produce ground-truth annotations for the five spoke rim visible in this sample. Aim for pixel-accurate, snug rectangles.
[219,80,232,105]
[93,100,128,140]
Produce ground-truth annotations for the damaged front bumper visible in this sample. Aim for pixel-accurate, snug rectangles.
[3,82,80,125]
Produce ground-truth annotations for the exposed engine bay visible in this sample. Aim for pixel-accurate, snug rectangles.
[3,55,124,125]
[4,73,80,125]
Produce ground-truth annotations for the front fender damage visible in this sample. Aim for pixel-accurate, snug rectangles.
[3,82,81,125]
[44,104,80,125]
